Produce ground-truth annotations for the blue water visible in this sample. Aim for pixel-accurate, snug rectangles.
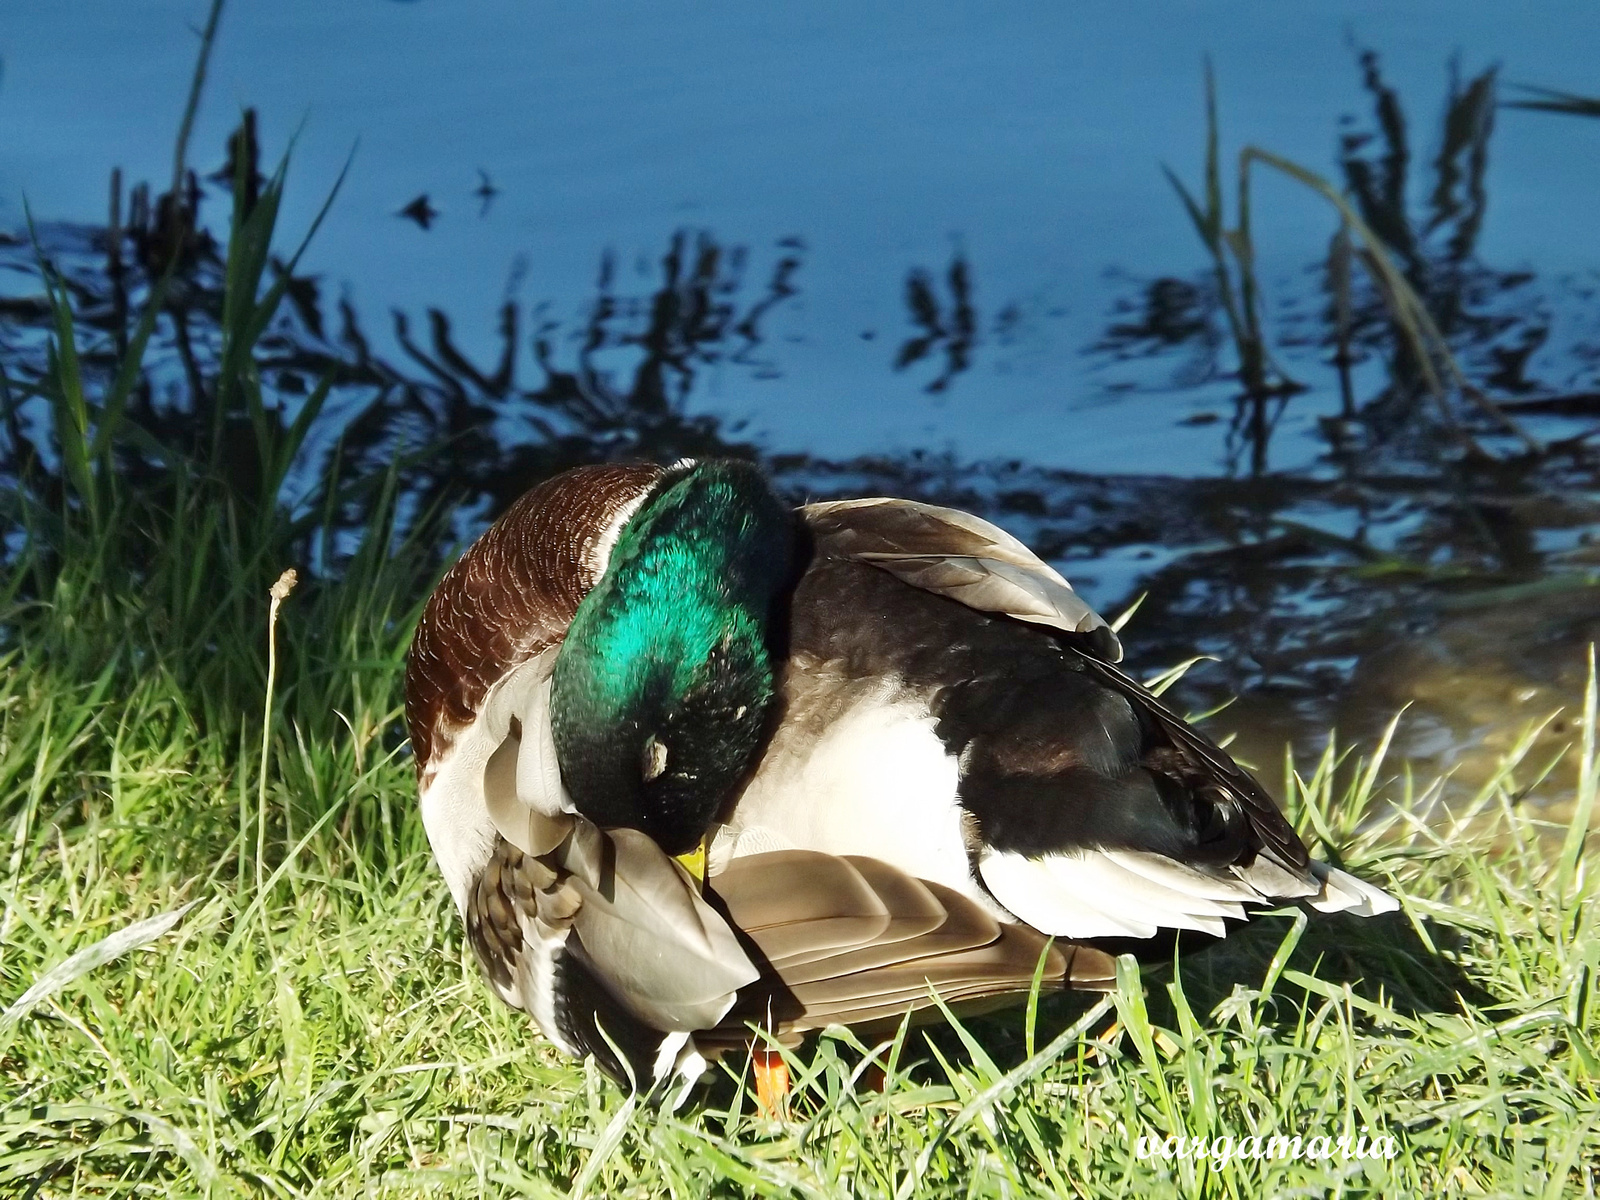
[6,0,1599,471]
[9,1,1600,783]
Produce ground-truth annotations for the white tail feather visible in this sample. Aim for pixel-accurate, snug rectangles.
[979,850,1251,939]
[979,847,1397,941]
[1307,861,1400,916]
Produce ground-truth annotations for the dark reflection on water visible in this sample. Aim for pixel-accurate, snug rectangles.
[1094,51,1597,474]
[0,136,810,524]
[1327,52,1568,441]
[5,50,1600,805]
[1095,275,1221,385]
[896,249,976,395]
[1067,56,1600,793]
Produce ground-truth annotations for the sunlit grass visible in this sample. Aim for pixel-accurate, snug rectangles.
[1,573,1596,1195]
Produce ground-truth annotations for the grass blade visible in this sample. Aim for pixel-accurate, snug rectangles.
[1557,645,1598,901]
[0,900,199,1039]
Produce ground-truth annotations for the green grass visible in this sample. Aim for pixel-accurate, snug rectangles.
[1,546,1597,1197]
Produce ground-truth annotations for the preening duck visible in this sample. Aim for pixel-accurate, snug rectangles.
[405,458,1396,1098]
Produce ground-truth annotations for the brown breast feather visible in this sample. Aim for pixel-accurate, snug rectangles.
[404,462,664,779]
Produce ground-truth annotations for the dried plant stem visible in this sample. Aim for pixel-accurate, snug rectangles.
[1241,145,1541,454]
[257,568,297,894]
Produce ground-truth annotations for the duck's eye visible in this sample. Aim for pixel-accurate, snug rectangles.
[641,735,669,782]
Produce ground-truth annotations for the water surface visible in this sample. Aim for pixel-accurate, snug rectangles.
[6,1,1600,798]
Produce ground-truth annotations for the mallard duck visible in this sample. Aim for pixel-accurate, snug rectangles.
[405,459,1395,1098]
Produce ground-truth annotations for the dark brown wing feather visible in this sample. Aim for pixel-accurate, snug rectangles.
[405,462,663,778]
[1076,655,1311,871]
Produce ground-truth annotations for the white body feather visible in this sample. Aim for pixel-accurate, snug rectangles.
[709,678,982,906]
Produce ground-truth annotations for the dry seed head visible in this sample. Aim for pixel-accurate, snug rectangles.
[269,568,299,603]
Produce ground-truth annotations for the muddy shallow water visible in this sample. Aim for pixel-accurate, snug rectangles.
[5,2,1600,808]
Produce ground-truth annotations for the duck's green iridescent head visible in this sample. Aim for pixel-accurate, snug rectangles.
[550,459,795,855]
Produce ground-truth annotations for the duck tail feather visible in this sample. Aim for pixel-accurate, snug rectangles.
[1307,860,1400,916]
[1230,853,1319,900]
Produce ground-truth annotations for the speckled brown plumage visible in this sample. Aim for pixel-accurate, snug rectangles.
[465,836,559,997]
[464,830,1117,1076]
[405,462,663,779]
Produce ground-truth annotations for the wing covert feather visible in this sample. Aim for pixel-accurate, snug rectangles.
[705,852,1115,1041]
[802,497,1122,661]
